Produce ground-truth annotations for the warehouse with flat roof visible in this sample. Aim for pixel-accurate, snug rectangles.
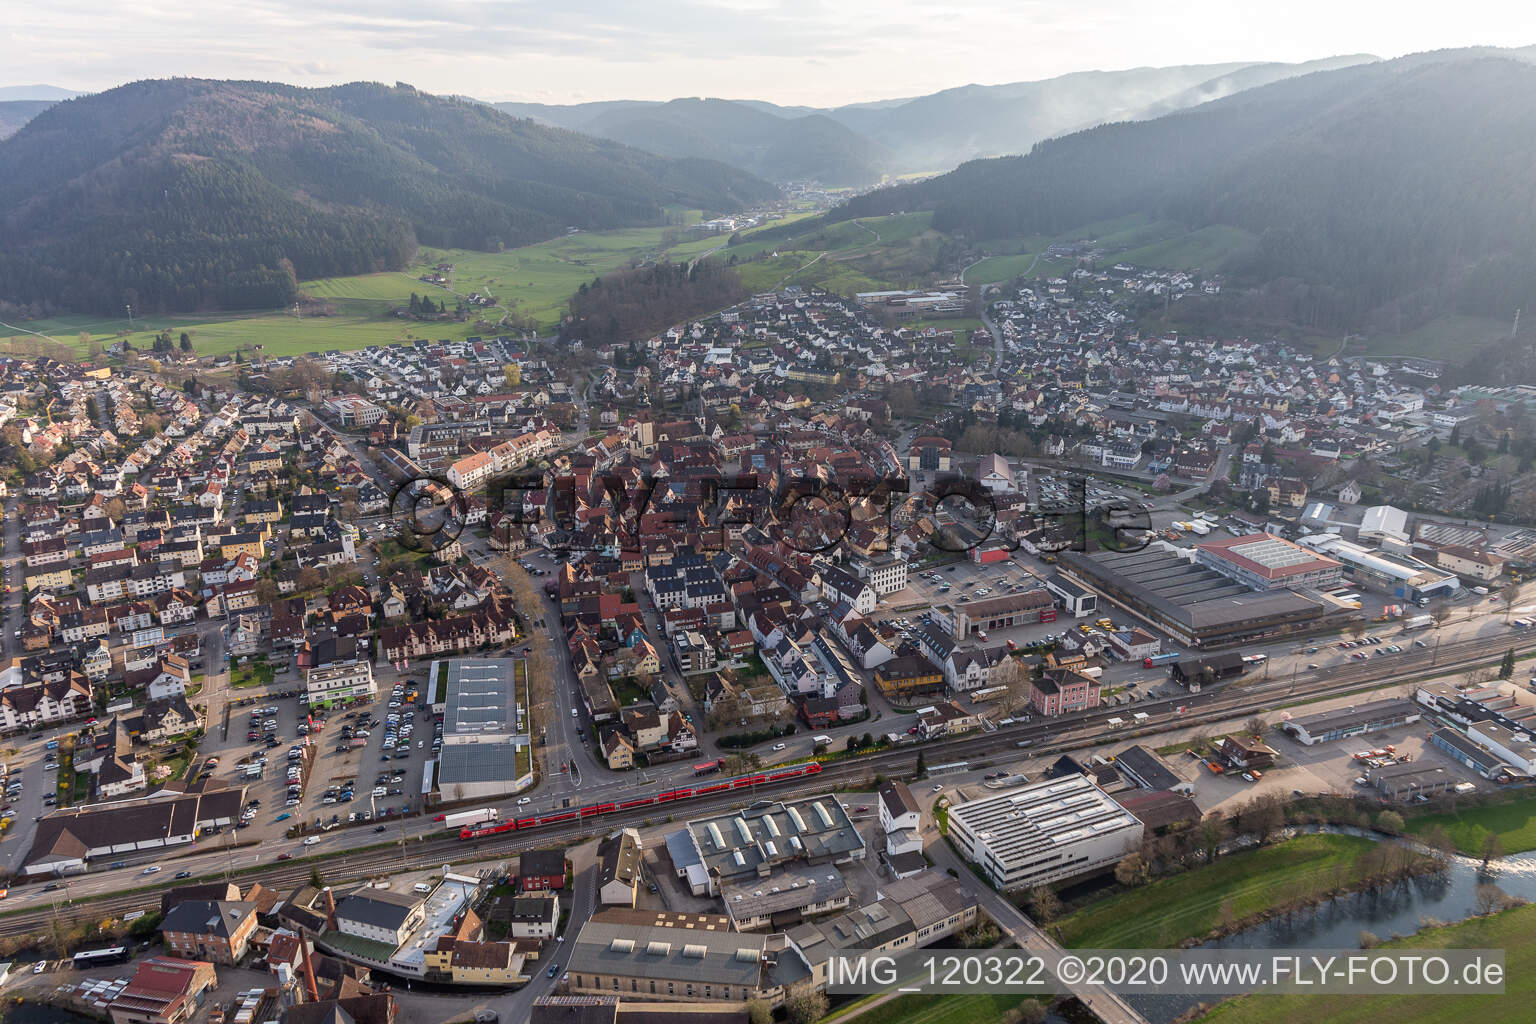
[1196,534,1343,592]
[674,795,866,896]
[947,774,1143,890]
[565,909,809,1005]
[1281,698,1421,746]
[436,657,531,800]
[1058,544,1329,648]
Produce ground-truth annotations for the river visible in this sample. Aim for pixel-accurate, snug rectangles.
[0,1003,100,1024]
[1129,828,1536,1023]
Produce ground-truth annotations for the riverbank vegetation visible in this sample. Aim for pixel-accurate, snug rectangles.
[1055,832,1442,949]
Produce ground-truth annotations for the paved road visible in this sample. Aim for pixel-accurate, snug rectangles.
[924,830,1148,1024]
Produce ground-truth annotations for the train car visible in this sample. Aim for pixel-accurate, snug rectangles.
[457,761,825,840]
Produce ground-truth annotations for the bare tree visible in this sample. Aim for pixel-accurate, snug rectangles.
[994,655,1035,716]
[1474,882,1515,916]
[1481,832,1505,868]
[1026,884,1061,924]
[1236,795,1285,845]
[1501,583,1522,623]
[1198,813,1231,863]
[1420,824,1455,858]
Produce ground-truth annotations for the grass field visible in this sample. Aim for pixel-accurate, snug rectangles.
[300,272,457,303]
[1115,224,1257,270]
[0,308,495,360]
[1350,314,1510,360]
[965,216,1251,287]
[825,992,1039,1024]
[1055,834,1391,949]
[0,211,786,359]
[965,252,1041,285]
[732,251,895,295]
[1198,902,1536,1024]
[1406,793,1536,855]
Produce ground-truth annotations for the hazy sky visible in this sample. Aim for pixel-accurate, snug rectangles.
[5,0,1534,106]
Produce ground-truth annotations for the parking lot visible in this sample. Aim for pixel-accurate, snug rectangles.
[208,678,439,842]
[1,745,54,870]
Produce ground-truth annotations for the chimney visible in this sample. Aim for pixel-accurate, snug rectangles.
[322,886,337,932]
[299,932,321,1004]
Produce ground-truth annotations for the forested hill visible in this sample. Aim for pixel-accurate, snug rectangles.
[836,52,1536,333]
[0,79,777,315]
[573,99,888,186]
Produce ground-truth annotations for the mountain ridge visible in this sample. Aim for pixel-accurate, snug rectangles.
[492,54,1380,180]
[834,51,1536,335]
[0,78,776,316]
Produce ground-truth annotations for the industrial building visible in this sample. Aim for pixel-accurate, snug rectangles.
[435,657,532,801]
[1297,534,1459,602]
[1169,651,1249,690]
[1280,698,1421,745]
[671,795,867,896]
[1057,544,1329,649]
[23,788,246,876]
[784,872,980,989]
[946,774,1144,890]
[1195,534,1343,592]
[1371,761,1458,801]
[1045,574,1098,618]
[1428,728,1519,781]
[719,863,853,931]
[935,589,1056,638]
[565,909,810,1006]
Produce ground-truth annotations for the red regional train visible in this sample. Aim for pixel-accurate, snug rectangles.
[459,761,824,839]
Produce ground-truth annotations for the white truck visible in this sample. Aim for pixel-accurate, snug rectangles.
[441,808,499,831]
[1402,614,1434,631]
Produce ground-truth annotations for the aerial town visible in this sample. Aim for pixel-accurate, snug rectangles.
[1,265,1535,1024]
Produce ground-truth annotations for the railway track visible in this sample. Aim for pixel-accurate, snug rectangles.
[8,625,1527,935]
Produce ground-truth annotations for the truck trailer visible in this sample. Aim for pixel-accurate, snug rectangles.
[442,808,499,831]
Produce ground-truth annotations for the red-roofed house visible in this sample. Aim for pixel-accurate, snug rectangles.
[108,956,217,1024]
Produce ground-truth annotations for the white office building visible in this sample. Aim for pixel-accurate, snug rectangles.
[304,662,376,707]
[947,774,1143,890]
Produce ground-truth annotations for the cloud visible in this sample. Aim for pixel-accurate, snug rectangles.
[3,0,1535,106]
